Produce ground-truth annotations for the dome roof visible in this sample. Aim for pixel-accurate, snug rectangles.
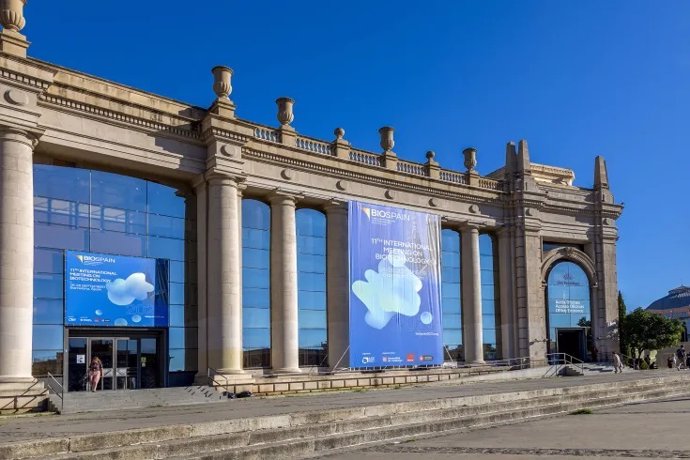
[647,285,690,311]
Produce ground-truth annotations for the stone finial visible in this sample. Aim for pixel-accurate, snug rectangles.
[276,97,295,126]
[0,0,26,32]
[463,147,477,172]
[425,150,435,162]
[517,139,531,173]
[505,141,517,174]
[379,126,395,153]
[594,155,609,190]
[211,66,233,100]
[334,127,345,140]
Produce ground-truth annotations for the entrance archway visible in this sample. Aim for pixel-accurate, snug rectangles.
[545,261,593,361]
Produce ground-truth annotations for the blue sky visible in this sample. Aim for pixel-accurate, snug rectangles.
[26,1,689,309]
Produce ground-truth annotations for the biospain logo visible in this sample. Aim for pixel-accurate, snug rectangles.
[76,254,116,266]
[362,206,411,222]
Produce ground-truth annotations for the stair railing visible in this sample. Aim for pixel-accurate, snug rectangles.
[46,372,64,413]
[207,367,228,391]
[546,353,585,376]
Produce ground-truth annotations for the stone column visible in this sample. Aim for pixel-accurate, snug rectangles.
[497,226,516,359]
[205,174,243,373]
[325,203,349,369]
[461,225,484,364]
[270,193,300,373]
[195,179,208,377]
[0,128,35,383]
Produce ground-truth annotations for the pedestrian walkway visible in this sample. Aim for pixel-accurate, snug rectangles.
[0,369,683,445]
[325,395,690,459]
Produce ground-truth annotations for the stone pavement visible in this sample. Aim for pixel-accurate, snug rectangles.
[324,393,690,459]
[0,369,684,448]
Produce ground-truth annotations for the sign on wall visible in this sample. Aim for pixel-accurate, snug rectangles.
[65,251,168,327]
[348,201,443,368]
[547,261,590,325]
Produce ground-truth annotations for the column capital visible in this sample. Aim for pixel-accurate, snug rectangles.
[204,171,244,187]
[268,190,301,205]
[460,222,482,233]
[324,200,347,215]
[0,126,40,149]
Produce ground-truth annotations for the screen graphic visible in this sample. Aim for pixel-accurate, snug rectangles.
[65,251,168,327]
[348,201,443,368]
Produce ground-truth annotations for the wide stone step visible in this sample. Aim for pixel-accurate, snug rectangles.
[6,375,689,460]
[59,386,231,414]
[59,382,690,460]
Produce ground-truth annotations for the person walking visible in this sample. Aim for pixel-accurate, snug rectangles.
[676,345,686,371]
[613,352,623,374]
[88,356,103,392]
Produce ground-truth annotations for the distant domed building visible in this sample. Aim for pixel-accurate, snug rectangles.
[647,286,690,341]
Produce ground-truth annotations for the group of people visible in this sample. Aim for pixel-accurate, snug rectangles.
[671,345,688,370]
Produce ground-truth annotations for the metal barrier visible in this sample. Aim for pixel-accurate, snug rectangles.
[45,372,64,413]
[546,352,585,376]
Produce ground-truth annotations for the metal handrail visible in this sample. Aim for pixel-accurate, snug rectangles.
[46,372,64,413]
[546,352,585,376]
[207,367,229,390]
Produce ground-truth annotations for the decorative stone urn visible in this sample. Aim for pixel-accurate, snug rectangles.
[379,126,395,152]
[211,66,233,99]
[463,147,477,172]
[0,0,26,32]
[276,97,294,126]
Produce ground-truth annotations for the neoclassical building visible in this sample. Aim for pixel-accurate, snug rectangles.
[0,3,622,399]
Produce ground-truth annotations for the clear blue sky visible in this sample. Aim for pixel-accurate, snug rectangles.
[25,1,689,310]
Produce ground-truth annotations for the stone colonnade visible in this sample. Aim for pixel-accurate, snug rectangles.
[200,173,506,373]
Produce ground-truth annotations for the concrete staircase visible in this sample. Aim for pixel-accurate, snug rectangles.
[0,381,48,414]
[3,374,690,459]
[55,386,233,414]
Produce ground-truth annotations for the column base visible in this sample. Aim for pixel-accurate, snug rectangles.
[0,376,37,385]
[469,360,486,366]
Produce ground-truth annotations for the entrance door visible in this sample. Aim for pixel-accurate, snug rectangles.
[557,328,586,361]
[68,336,161,392]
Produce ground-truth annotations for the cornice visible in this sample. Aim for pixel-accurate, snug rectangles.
[39,93,201,140]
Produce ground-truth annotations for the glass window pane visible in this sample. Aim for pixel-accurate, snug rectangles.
[34,298,64,325]
[34,273,63,299]
[32,350,64,377]
[148,182,186,218]
[32,325,63,350]
[91,171,146,212]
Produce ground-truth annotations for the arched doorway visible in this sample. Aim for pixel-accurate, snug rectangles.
[546,261,593,361]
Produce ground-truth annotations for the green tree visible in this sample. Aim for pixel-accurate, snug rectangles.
[622,308,684,353]
[618,291,627,353]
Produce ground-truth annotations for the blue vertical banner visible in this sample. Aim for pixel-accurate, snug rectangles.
[348,201,443,368]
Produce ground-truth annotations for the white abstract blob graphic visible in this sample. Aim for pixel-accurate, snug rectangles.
[114,318,128,326]
[105,272,154,306]
[131,314,142,323]
[352,249,422,329]
[94,309,103,316]
[420,311,433,325]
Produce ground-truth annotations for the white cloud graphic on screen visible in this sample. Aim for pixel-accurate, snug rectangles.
[105,272,154,306]
[352,249,423,329]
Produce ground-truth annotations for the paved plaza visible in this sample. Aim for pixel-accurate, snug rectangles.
[325,394,690,459]
[0,370,689,460]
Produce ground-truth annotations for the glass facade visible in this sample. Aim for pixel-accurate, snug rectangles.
[32,165,196,378]
[546,261,591,353]
[479,234,498,360]
[296,209,328,366]
[440,229,463,361]
[241,199,271,368]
